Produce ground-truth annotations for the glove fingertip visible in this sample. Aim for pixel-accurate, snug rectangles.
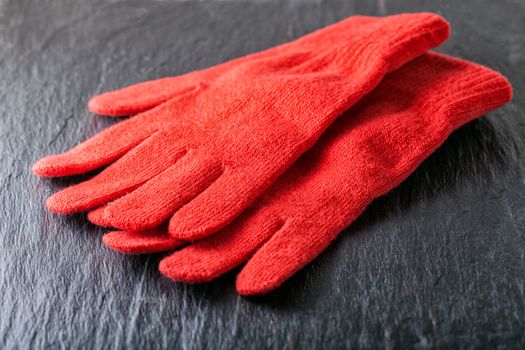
[45,193,70,214]
[159,255,214,284]
[101,232,126,252]
[32,158,51,176]
[103,230,184,254]
[236,274,278,296]
[32,156,63,177]
[45,188,97,214]
[87,207,112,227]
[159,257,191,282]
[88,94,124,116]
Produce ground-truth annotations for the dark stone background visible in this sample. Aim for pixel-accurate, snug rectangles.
[1,0,524,348]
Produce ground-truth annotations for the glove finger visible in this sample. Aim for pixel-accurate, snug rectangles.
[88,78,202,116]
[34,87,202,177]
[236,219,336,295]
[168,172,269,240]
[87,205,111,227]
[92,149,224,231]
[102,228,185,254]
[32,115,158,177]
[159,209,282,283]
[46,130,188,213]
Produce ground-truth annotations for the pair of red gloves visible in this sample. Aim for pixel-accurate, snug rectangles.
[33,13,512,295]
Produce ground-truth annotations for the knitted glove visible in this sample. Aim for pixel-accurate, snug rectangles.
[33,13,449,241]
[98,53,512,295]
[87,15,428,117]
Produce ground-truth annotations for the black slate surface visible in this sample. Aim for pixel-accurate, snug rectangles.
[1,0,524,348]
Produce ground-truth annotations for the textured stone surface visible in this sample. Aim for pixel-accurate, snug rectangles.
[0,0,524,348]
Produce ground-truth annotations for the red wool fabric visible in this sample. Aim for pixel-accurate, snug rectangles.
[102,227,184,254]
[33,13,449,241]
[100,53,512,295]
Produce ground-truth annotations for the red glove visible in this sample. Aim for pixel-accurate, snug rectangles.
[33,14,449,241]
[99,53,512,295]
